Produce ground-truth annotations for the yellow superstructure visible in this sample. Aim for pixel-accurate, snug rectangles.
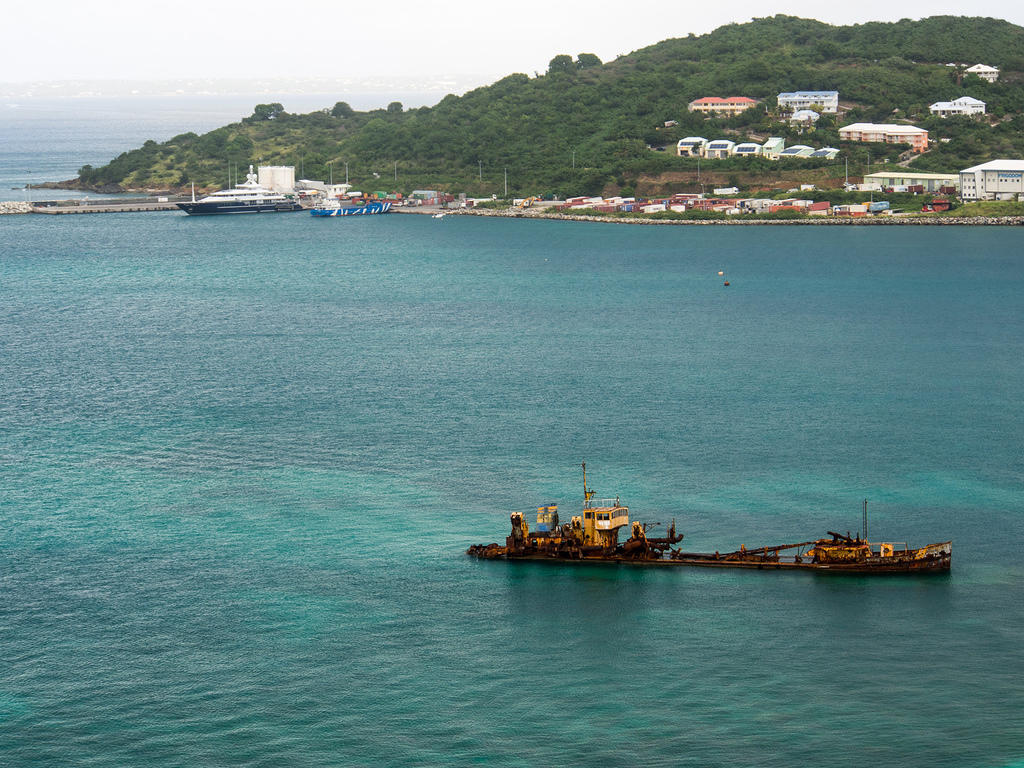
[580,462,629,547]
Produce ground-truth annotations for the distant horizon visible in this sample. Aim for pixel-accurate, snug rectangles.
[0,75,488,108]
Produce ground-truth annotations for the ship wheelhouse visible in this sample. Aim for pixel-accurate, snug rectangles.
[586,500,629,530]
[579,462,630,548]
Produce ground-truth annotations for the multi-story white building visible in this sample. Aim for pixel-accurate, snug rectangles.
[965,64,999,82]
[929,97,986,118]
[959,159,1024,200]
[838,123,929,153]
[777,91,839,114]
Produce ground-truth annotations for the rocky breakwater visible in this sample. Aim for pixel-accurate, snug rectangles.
[0,201,33,215]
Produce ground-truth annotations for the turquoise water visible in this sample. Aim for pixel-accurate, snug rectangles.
[2,212,1023,766]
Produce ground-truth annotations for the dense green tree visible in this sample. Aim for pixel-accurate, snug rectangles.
[76,15,1024,194]
[547,54,575,75]
[331,101,355,118]
[248,103,285,121]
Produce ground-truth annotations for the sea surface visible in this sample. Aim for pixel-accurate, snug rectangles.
[2,108,1024,767]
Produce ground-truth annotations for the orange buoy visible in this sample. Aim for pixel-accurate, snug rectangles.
[724,281,730,286]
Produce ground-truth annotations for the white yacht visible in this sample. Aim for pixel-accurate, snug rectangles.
[177,166,302,215]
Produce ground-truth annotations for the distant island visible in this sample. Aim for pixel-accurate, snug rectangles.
[58,15,1024,201]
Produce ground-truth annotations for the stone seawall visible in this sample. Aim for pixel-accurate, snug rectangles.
[0,201,33,215]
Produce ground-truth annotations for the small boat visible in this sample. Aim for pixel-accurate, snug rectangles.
[309,200,392,217]
[466,465,951,574]
[177,166,302,215]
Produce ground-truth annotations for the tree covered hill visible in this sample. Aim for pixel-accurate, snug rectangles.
[76,15,1024,198]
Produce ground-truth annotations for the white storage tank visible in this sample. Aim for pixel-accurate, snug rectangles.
[258,165,296,194]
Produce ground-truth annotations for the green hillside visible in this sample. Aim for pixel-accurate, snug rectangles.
[76,15,1024,197]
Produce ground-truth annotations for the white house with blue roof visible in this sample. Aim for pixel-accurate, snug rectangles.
[777,91,839,114]
[704,139,736,159]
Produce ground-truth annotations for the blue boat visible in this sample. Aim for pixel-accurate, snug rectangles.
[310,201,392,217]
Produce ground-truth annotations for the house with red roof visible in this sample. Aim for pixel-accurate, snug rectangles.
[687,97,759,116]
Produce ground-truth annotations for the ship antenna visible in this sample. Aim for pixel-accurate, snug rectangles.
[863,498,869,541]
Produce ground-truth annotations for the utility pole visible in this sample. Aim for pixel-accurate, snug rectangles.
[345,161,349,184]
[329,161,333,185]
[572,150,576,170]
[394,160,397,182]
[478,160,482,182]
[504,167,508,198]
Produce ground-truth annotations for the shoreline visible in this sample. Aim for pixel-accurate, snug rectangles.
[444,207,1024,226]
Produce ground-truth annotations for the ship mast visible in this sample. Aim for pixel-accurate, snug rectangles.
[582,461,595,507]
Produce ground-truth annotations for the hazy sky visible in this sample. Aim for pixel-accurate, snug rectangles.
[3,0,1021,88]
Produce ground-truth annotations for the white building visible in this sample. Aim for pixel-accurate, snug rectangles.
[258,165,295,194]
[676,137,708,157]
[959,159,1024,200]
[965,64,999,83]
[704,139,736,159]
[929,97,986,117]
[733,142,762,157]
[863,171,959,193]
[790,109,821,124]
[779,145,814,158]
[777,91,839,114]
[295,179,327,192]
[810,147,840,159]
[326,183,354,198]
[761,137,785,160]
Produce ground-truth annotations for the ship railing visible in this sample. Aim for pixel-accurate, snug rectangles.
[585,498,625,511]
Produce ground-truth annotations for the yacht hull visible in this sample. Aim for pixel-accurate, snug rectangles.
[176,201,303,215]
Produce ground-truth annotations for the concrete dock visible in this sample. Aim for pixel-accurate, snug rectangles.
[29,198,183,214]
